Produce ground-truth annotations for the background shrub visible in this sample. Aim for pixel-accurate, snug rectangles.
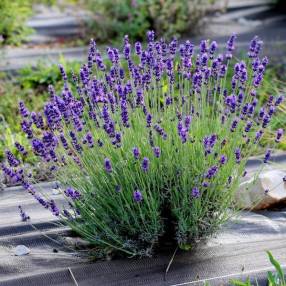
[84,0,216,41]
[0,0,33,46]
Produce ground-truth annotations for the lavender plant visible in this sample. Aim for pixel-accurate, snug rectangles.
[2,32,284,257]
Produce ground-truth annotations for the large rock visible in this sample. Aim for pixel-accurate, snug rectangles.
[236,170,286,210]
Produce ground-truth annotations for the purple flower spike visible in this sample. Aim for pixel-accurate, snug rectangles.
[185,115,192,130]
[255,130,264,143]
[64,187,81,200]
[146,113,152,127]
[141,157,150,172]
[15,142,28,156]
[202,181,209,188]
[219,155,227,165]
[49,199,60,216]
[210,41,218,56]
[262,114,270,128]
[275,95,284,106]
[133,147,140,160]
[205,165,218,179]
[104,158,112,173]
[234,148,241,163]
[264,149,271,163]
[85,132,94,148]
[275,128,284,143]
[244,121,253,133]
[192,187,200,198]
[153,146,161,158]
[58,64,68,81]
[166,97,172,106]
[230,119,239,132]
[5,150,20,167]
[200,40,208,53]
[227,33,237,52]
[135,42,142,55]
[19,101,30,118]
[18,205,30,222]
[133,190,143,202]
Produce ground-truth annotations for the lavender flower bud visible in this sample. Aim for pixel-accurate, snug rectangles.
[205,165,218,179]
[64,187,81,200]
[275,129,283,143]
[132,147,140,160]
[18,205,30,222]
[49,199,60,216]
[19,101,30,118]
[133,190,143,202]
[219,155,227,165]
[275,95,284,106]
[264,149,271,163]
[209,41,218,56]
[153,146,161,158]
[185,115,192,130]
[244,121,253,133]
[255,130,264,143]
[192,187,200,198]
[58,64,67,81]
[135,42,142,55]
[104,158,112,173]
[200,40,208,53]
[15,142,28,156]
[262,114,270,128]
[202,181,209,188]
[5,150,20,167]
[85,132,94,148]
[234,148,241,163]
[141,157,150,172]
[230,119,239,132]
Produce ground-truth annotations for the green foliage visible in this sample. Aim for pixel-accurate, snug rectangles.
[0,0,33,46]
[0,119,30,162]
[260,64,286,150]
[17,60,81,91]
[231,251,286,286]
[0,60,81,161]
[85,0,216,41]
[267,251,286,286]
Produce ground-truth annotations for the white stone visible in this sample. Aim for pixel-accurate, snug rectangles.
[236,170,286,210]
[14,245,30,256]
[52,188,61,195]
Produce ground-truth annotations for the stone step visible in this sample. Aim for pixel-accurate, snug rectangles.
[227,0,274,9]
[211,5,272,23]
[2,37,286,72]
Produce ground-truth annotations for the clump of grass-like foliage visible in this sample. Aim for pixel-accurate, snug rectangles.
[2,32,284,257]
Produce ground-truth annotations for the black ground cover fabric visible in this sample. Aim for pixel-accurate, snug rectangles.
[1,156,286,285]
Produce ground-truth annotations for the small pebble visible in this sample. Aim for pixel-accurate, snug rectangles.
[52,188,60,195]
[14,245,30,256]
